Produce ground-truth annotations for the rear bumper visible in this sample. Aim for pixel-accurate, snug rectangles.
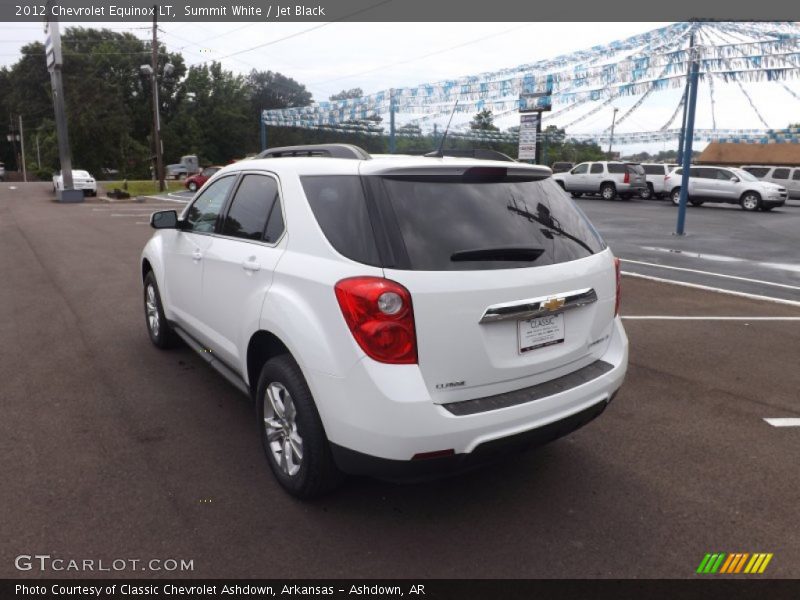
[330,396,613,481]
[308,317,628,470]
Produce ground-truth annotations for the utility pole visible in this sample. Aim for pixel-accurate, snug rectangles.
[18,115,27,182]
[151,5,165,192]
[607,107,619,157]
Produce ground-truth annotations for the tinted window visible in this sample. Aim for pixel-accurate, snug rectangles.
[302,176,380,266]
[607,163,625,174]
[590,164,603,174]
[264,199,285,243]
[222,175,278,241]
[379,177,605,271]
[743,167,770,178]
[773,168,790,179]
[571,164,588,174]
[714,169,734,180]
[793,169,800,181]
[185,175,235,233]
[695,168,716,179]
[643,165,664,175]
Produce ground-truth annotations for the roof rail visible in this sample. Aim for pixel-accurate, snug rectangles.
[424,148,517,162]
[257,144,371,160]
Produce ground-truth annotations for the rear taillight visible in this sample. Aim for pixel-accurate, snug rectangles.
[335,277,417,364]
[623,171,630,184]
[614,257,621,316]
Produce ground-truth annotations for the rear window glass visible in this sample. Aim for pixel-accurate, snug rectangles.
[643,165,664,175]
[377,177,605,271]
[626,164,644,175]
[744,167,770,178]
[301,176,381,266]
[773,168,790,179]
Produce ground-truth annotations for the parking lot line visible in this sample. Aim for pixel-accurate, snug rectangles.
[622,272,800,308]
[621,259,800,291]
[621,316,800,321]
[763,418,800,427]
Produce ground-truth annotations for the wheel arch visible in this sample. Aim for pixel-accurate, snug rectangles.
[246,330,292,399]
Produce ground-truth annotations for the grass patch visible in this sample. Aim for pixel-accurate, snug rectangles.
[101,180,185,196]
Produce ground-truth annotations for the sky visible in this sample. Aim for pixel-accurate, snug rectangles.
[2,21,799,152]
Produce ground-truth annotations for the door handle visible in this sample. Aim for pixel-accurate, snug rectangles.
[242,258,261,272]
[191,249,202,262]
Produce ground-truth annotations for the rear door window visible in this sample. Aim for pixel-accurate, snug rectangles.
[792,169,800,181]
[590,164,603,174]
[222,174,279,241]
[744,167,770,178]
[375,176,605,271]
[773,168,790,180]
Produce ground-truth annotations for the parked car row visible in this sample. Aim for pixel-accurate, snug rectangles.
[741,165,800,199]
[552,161,647,200]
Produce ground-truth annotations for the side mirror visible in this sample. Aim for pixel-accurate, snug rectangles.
[150,210,178,229]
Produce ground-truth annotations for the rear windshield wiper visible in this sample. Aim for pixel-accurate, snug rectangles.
[450,246,545,262]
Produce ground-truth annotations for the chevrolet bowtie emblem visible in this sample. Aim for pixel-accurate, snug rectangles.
[542,297,566,312]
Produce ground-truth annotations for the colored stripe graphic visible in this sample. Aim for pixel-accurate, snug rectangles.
[699,553,773,574]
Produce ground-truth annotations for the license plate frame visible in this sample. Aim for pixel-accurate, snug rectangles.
[518,313,565,354]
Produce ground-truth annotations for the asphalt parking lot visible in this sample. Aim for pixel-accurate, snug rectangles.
[1,183,799,579]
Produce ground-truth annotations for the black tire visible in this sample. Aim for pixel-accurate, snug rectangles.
[670,188,682,206]
[187,181,198,192]
[256,355,343,499]
[690,199,705,207]
[600,182,616,200]
[143,271,178,349]
[740,192,761,212]
[640,184,654,200]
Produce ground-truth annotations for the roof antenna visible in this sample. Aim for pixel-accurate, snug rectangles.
[426,99,459,157]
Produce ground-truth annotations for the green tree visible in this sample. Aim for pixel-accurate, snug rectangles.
[329,88,364,101]
[470,109,499,131]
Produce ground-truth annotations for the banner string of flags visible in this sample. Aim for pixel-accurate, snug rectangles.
[262,21,800,143]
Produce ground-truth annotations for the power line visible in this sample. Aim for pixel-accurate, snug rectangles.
[215,0,392,60]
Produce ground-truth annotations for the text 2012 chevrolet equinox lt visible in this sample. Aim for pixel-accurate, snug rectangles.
[141,144,628,498]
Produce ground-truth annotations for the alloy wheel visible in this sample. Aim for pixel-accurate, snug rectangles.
[263,382,304,477]
[145,284,160,338]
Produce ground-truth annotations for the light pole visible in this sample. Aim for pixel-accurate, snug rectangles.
[607,107,619,158]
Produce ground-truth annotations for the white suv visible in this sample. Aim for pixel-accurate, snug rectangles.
[141,144,628,498]
[665,166,787,211]
[552,161,647,200]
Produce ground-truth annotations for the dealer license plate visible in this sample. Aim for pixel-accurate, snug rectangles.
[518,313,565,354]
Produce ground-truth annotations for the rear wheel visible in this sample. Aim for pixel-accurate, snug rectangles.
[740,192,761,212]
[187,181,198,192]
[256,355,343,498]
[670,188,682,206]
[640,184,654,200]
[600,183,616,200]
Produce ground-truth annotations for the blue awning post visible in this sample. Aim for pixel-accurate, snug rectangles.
[676,44,700,236]
[389,88,396,154]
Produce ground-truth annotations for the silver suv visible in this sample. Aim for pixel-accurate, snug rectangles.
[639,163,677,200]
[664,166,787,211]
[741,165,800,200]
[553,161,647,200]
